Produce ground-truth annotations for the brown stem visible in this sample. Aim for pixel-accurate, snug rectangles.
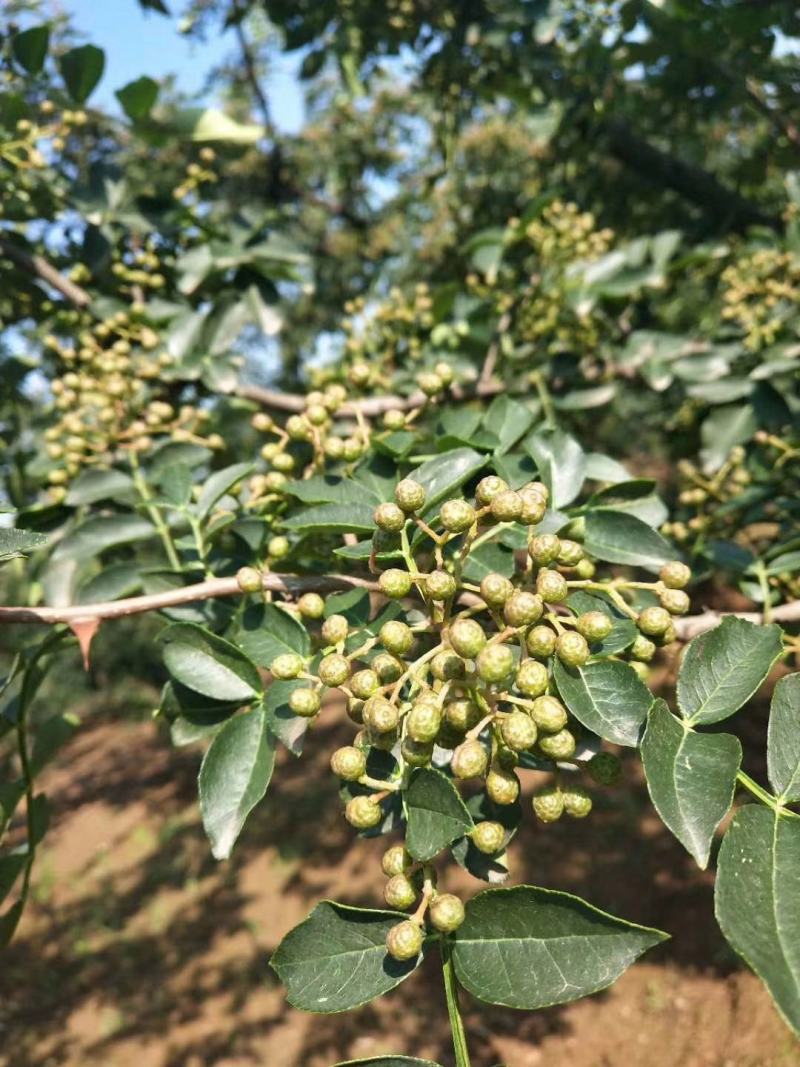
[0,235,91,307]
[237,378,504,417]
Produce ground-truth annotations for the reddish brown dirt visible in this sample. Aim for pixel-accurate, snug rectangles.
[1,699,798,1067]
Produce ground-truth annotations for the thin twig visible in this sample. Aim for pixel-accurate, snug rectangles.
[237,378,505,417]
[0,235,91,307]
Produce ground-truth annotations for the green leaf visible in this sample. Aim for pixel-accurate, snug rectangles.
[195,462,253,518]
[483,396,535,455]
[65,468,135,506]
[405,768,474,862]
[583,453,631,484]
[30,714,78,776]
[677,618,784,725]
[0,528,49,563]
[588,480,667,528]
[0,853,26,905]
[462,541,515,583]
[160,622,262,701]
[0,901,23,950]
[768,674,800,802]
[59,44,105,103]
[525,428,586,508]
[160,463,193,507]
[553,658,652,747]
[584,510,675,573]
[285,475,380,506]
[236,603,310,667]
[452,885,668,1010]
[271,901,424,1013]
[641,700,741,868]
[115,75,159,119]
[264,679,310,756]
[324,588,372,627]
[715,807,800,1035]
[700,403,757,474]
[565,591,637,656]
[411,448,485,517]
[283,503,376,535]
[198,706,274,859]
[12,26,50,74]
[52,515,154,562]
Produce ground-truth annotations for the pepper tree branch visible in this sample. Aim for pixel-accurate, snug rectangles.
[237,378,505,417]
[0,235,92,308]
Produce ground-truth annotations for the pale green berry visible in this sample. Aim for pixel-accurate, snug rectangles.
[379,568,413,598]
[440,498,476,533]
[383,409,406,431]
[346,795,382,829]
[364,696,400,734]
[374,502,407,532]
[589,751,622,786]
[476,643,514,683]
[445,697,481,732]
[425,570,458,600]
[350,668,380,699]
[380,620,414,655]
[500,710,537,752]
[373,652,405,682]
[395,478,426,513]
[471,820,505,854]
[516,659,549,698]
[236,566,262,593]
[485,767,520,805]
[630,634,656,662]
[385,919,423,960]
[530,694,568,733]
[451,739,489,779]
[537,728,577,760]
[297,592,325,619]
[321,614,349,645]
[556,631,590,668]
[532,786,564,823]
[480,572,514,607]
[475,476,509,506]
[490,490,523,522]
[384,873,418,909]
[318,653,351,687]
[528,533,560,565]
[417,370,443,396]
[381,844,412,877]
[659,587,690,615]
[557,539,583,566]
[660,560,691,589]
[268,535,290,559]
[289,687,321,717]
[536,569,569,603]
[563,786,593,818]
[401,736,433,766]
[527,625,557,659]
[407,701,442,743]
[449,618,487,659]
[330,745,367,780]
[431,650,465,681]
[429,893,465,933]
[638,605,672,636]
[518,488,547,525]
[271,652,305,680]
[503,591,543,628]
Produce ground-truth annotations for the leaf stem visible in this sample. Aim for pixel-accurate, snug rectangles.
[530,370,556,427]
[736,771,799,818]
[129,451,181,570]
[441,938,472,1067]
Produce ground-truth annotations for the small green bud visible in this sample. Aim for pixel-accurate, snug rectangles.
[659,587,690,615]
[449,618,487,659]
[297,592,325,619]
[576,611,613,643]
[271,451,296,473]
[451,739,489,779]
[384,873,418,909]
[431,650,465,681]
[588,751,622,786]
[575,558,596,579]
[528,533,560,565]
[557,539,583,566]
[532,786,564,823]
[471,820,505,854]
[321,614,349,645]
[440,498,476,533]
[383,409,406,431]
[408,701,442,743]
[518,488,547,525]
[555,631,590,668]
[379,568,414,598]
[380,620,414,655]
[236,566,262,593]
[267,535,290,559]
[286,414,311,441]
[486,767,520,805]
[490,489,523,522]
[385,919,423,960]
[527,625,557,659]
[503,591,543,628]
[475,476,509,506]
[417,370,444,397]
[536,569,569,603]
[373,652,405,682]
[330,745,367,780]
[563,786,593,818]
[537,728,576,761]
[350,668,380,699]
[318,653,351,687]
[395,478,426,513]
[429,893,465,933]
[364,696,400,734]
[660,560,691,589]
[345,795,382,829]
[425,570,458,600]
[445,697,481,732]
[480,572,514,607]
[476,643,514,683]
[289,687,321,717]
[530,694,568,733]
[374,502,407,532]
[638,605,672,636]
[515,659,549,698]
[630,634,656,662]
[381,844,412,876]
[271,653,305,680]
[434,360,454,385]
[500,710,537,752]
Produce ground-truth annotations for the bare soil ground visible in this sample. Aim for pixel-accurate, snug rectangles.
[1,684,798,1067]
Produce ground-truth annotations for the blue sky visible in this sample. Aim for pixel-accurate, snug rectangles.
[64,0,304,131]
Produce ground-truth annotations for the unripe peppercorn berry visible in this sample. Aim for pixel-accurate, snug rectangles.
[445,697,481,732]
[472,820,505,854]
[330,745,367,780]
[425,570,458,600]
[630,634,656,662]
[486,767,520,804]
[557,539,584,566]
[449,618,487,659]
[504,591,543,628]
[346,795,382,829]
[563,786,593,818]
[373,652,404,682]
[379,568,413,598]
[575,558,596,579]
[236,566,262,593]
[480,572,514,606]
[325,437,345,459]
[556,631,590,668]
[386,920,423,960]
[516,659,549,697]
[490,489,523,522]
[500,710,537,752]
[529,533,560,565]
[289,688,321,717]
[638,605,672,636]
[381,844,411,877]
[268,535,290,559]
[271,653,305,680]
[589,751,622,786]
[527,625,557,659]
[384,873,418,909]
[630,660,650,681]
[417,371,443,397]
[660,560,691,589]
[518,488,548,525]
[576,611,613,643]
[394,478,426,513]
[364,696,400,734]
[318,653,351,687]
[451,739,489,779]
[297,592,325,619]
[440,499,476,533]
[530,694,568,733]
[476,643,514,683]
[350,668,380,699]
[431,650,465,680]
[537,728,577,761]
[383,409,406,431]
[532,786,564,823]
[429,894,465,933]
[659,588,690,615]
[380,620,414,656]
[475,475,509,505]
[536,569,569,603]
[321,614,349,646]
[374,502,406,532]
[401,737,434,766]
[408,701,442,743]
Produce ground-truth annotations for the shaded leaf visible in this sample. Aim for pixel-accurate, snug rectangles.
[160,622,262,701]
[405,768,474,862]
[59,44,105,103]
[584,511,675,573]
[768,674,800,803]
[553,658,652,747]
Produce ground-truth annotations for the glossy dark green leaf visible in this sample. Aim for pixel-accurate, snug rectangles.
[285,475,379,506]
[584,510,675,572]
[160,463,193,507]
[194,462,253,518]
[116,75,159,119]
[451,791,521,884]
[0,901,23,950]
[271,901,424,1012]
[59,44,105,103]
[715,807,800,1035]
[405,768,474,862]
[525,427,585,508]
[588,479,667,528]
[483,395,535,454]
[452,885,668,1009]
[236,602,310,667]
[198,706,274,859]
[284,503,376,535]
[324,587,372,627]
[462,541,515,582]
[65,468,135,506]
[677,618,783,725]
[641,700,741,868]
[767,674,800,803]
[553,658,652,747]
[411,448,485,517]
[160,622,262,701]
[77,563,141,604]
[264,679,309,756]
[12,26,50,74]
